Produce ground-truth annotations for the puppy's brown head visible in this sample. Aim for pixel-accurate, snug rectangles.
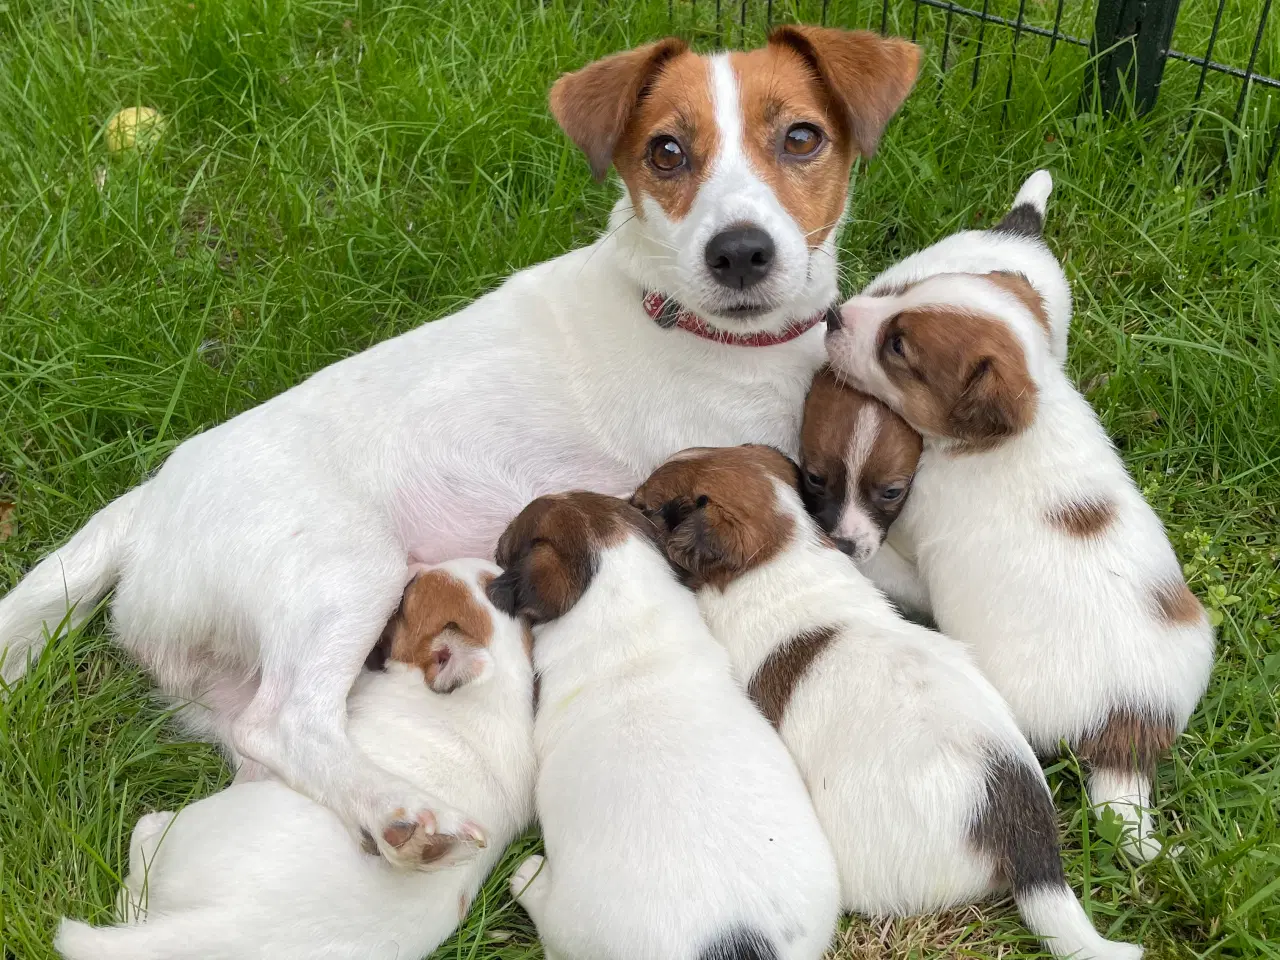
[631,445,801,590]
[487,492,661,624]
[826,273,1041,452]
[370,567,497,693]
[800,366,921,561]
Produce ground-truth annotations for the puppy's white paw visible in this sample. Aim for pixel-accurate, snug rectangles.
[510,854,546,901]
[369,797,487,870]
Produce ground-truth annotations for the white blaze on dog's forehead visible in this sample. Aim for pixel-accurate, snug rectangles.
[708,55,746,178]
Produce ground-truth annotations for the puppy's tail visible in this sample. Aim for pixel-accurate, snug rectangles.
[0,485,142,686]
[55,912,227,960]
[993,169,1053,237]
[975,753,1143,960]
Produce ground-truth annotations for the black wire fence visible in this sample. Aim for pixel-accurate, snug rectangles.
[664,0,1279,178]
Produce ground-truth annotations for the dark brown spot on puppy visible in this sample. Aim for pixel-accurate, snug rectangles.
[372,570,495,691]
[983,271,1051,340]
[747,626,838,727]
[877,307,1038,451]
[1148,578,1206,627]
[1046,497,1116,540]
[1074,709,1178,775]
[969,752,1066,892]
[632,445,801,590]
[488,492,661,624]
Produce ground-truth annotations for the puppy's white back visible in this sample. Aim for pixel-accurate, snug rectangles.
[529,539,839,960]
[57,663,534,960]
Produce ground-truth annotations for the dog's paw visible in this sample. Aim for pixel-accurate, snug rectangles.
[371,800,487,870]
[509,854,546,901]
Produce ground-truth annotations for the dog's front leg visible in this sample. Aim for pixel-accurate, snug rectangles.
[229,556,487,870]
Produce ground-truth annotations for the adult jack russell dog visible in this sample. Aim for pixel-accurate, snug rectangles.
[0,29,920,864]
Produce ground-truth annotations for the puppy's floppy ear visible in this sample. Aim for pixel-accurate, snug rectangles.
[487,542,597,624]
[768,25,920,158]
[422,629,492,694]
[947,354,1037,447]
[549,37,687,181]
[663,496,736,586]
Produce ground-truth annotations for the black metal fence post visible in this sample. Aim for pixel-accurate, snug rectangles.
[1086,0,1182,113]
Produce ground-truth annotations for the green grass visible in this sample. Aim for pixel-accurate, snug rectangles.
[1,0,1277,957]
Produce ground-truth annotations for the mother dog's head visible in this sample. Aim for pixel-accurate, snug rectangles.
[551,27,920,337]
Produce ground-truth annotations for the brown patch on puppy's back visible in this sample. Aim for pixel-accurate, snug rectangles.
[1148,578,1206,627]
[1046,497,1117,540]
[1074,709,1178,775]
[983,271,1051,340]
[969,752,1066,891]
[748,626,838,727]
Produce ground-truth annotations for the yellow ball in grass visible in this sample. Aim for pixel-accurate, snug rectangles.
[104,107,166,153]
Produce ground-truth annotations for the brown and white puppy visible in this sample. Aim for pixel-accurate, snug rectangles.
[633,446,1142,960]
[825,264,1215,860]
[799,366,927,615]
[56,560,536,960]
[487,492,839,960]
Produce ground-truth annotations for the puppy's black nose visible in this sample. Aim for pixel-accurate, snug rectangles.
[832,537,857,557]
[825,306,843,332]
[705,226,775,290]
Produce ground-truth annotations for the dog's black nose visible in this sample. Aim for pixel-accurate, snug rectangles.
[704,226,774,290]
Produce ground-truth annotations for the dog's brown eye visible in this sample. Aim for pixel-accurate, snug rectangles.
[805,471,827,489]
[887,333,906,358]
[783,123,823,158]
[649,136,686,173]
[695,495,709,508]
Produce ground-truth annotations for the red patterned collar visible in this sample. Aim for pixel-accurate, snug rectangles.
[642,291,829,347]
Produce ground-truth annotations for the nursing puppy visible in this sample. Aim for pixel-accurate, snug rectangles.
[826,262,1215,860]
[55,560,535,960]
[487,492,839,960]
[634,446,1141,960]
[0,27,919,860]
[799,366,927,615]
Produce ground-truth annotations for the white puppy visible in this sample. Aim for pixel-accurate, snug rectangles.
[55,560,535,960]
[0,27,918,856]
[825,250,1215,860]
[634,445,1142,960]
[486,491,839,960]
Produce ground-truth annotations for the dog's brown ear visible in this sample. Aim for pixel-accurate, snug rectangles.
[549,37,688,181]
[769,26,920,158]
[487,541,596,624]
[947,354,1038,448]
